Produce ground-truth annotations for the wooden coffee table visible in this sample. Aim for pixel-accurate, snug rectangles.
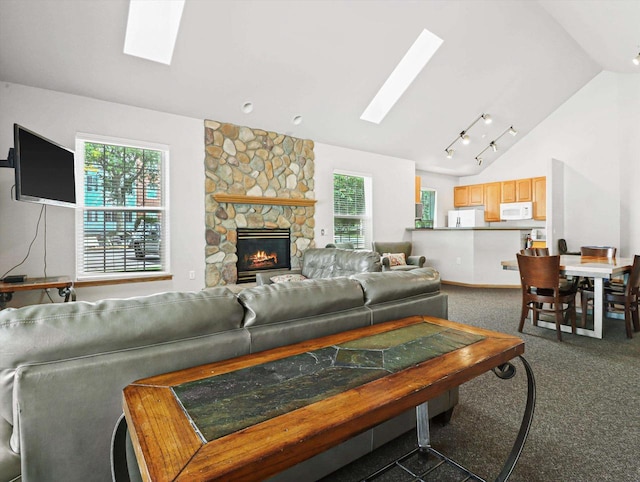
[117,316,535,482]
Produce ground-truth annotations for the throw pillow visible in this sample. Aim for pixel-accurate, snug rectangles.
[270,273,308,283]
[383,252,406,266]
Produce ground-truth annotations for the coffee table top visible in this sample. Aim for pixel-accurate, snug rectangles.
[123,316,524,481]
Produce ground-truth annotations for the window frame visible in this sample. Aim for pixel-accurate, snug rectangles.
[332,170,373,250]
[75,133,171,281]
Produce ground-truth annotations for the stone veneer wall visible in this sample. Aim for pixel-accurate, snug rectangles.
[204,120,316,287]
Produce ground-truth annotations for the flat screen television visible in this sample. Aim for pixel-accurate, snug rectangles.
[13,124,76,208]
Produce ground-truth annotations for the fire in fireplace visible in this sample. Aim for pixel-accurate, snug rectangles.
[236,228,291,282]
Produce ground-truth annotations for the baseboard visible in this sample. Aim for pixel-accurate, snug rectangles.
[441,280,520,289]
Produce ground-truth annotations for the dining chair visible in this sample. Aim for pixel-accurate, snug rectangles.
[581,255,640,338]
[579,246,618,326]
[516,253,578,341]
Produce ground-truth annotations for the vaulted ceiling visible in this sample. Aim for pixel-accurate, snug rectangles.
[1,0,638,176]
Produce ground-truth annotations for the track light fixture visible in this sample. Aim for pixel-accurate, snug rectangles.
[633,53,640,66]
[444,113,492,157]
[474,126,518,164]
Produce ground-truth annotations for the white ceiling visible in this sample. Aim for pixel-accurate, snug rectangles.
[1,0,638,176]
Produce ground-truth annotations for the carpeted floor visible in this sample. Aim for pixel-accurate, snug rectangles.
[321,285,640,481]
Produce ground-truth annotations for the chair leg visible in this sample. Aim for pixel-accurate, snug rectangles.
[632,302,640,333]
[570,300,577,334]
[624,302,633,339]
[554,305,563,341]
[580,293,589,328]
[518,301,528,333]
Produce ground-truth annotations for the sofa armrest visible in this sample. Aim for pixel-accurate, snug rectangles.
[407,255,426,268]
[255,269,303,285]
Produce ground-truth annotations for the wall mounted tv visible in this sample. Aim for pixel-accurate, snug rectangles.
[13,124,76,208]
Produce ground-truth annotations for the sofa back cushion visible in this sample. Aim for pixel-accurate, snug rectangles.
[0,288,243,426]
[239,278,365,327]
[301,248,381,279]
[351,268,441,305]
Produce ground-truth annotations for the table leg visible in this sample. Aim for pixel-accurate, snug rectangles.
[592,277,604,339]
[416,401,430,450]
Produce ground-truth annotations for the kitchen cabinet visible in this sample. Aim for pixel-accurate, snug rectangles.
[484,182,502,222]
[532,176,546,220]
[516,178,532,202]
[502,178,532,203]
[501,180,516,203]
[454,184,483,207]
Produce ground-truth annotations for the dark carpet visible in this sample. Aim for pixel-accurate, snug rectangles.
[321,285,640,481]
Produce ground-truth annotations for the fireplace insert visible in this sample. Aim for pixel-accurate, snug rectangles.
[236,228,291,282]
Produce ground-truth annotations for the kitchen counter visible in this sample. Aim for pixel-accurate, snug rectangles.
[411,228,532,287]
[408,227,540,231]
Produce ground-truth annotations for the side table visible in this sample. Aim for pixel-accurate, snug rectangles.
[0,276,76,309]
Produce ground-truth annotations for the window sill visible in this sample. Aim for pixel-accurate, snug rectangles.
[74,274,173,288]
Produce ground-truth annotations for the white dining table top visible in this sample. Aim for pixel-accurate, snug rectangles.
[501,254,633,278]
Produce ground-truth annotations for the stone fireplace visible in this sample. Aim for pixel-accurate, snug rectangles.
[236,228,291,282]
[204,120,316,287]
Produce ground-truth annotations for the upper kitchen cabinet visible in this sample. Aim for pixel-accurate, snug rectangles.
[532,176,546,220]
[501,178,532,203]
[484,182,502,222]
[454,184,483,207]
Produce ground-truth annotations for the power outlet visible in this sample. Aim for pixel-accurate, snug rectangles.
[188,270,195,280]
[456,257,461,265]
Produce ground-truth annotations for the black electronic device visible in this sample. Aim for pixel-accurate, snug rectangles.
[12,124,76,207]
[2,275,26,283]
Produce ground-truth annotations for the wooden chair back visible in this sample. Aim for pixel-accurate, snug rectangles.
[581,246,616,258]
[520,248,550,256]
[516,253,560,290]
[625,255,640,296]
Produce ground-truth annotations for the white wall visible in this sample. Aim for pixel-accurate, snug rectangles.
[0,83,204,303]
[314,143,415,248]
[0,83,418,305]
[459,71,625,255]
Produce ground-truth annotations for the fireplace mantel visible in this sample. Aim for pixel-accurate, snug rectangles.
[213,193,316,207]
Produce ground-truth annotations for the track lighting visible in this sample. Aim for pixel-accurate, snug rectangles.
[633,53,640,66]
[444,113,492,158]
[474,125,518,164]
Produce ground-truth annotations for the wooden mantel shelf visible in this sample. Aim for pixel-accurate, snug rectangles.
[213,193,316,207]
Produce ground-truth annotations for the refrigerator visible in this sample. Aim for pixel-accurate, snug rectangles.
[447,209,487,228]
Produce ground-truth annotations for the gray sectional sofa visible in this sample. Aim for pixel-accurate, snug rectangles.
[0,267,453,482]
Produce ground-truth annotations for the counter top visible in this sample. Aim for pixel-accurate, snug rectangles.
[408,227,537,231]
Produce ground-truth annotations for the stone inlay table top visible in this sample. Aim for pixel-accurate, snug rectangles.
[123,316,524,482]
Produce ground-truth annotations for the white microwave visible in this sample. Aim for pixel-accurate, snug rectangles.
[500,201,533,220]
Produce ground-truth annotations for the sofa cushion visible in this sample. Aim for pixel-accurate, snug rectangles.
[351,267,441,305]
[300,248,381,279]
[239,278,365,327]
[0,288,243,426]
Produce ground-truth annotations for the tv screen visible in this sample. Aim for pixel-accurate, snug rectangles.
[13,124,76,207]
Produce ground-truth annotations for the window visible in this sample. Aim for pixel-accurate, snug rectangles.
[76,134,169,279]
[333,172,372,249]
[417,189,436,228]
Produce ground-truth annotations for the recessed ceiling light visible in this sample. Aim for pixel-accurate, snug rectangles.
[124,0,186,65]
[242,102,254,114]
[360,28,443,124]
[292,115,303,125]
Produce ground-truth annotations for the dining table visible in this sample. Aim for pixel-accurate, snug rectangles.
[501,254,633,339]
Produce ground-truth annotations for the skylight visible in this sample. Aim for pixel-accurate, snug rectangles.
[360,29,443,124]
[123,0,186,65]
